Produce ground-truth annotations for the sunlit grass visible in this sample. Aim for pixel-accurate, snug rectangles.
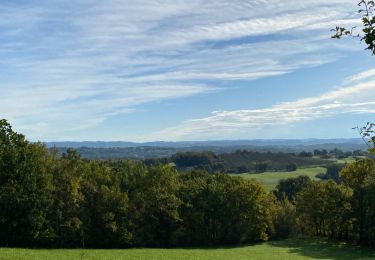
[231,167,325,191]
[0,238,373,260]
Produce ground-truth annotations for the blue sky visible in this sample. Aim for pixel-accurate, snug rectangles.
[1,0,375,141]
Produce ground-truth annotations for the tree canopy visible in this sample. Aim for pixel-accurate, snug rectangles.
[1,119,375,248]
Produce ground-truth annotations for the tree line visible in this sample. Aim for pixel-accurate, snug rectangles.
[145,150,330,174]
[0,120,274,248]
[1,119,375,248]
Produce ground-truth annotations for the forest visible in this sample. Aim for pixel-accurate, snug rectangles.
[145,149,364,173]
[1,119,375,249]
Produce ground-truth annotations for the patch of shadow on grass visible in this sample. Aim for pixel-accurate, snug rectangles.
[268,238,375,260]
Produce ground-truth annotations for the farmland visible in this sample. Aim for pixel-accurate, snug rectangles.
[0,238,373,260]
[231,167,325,191]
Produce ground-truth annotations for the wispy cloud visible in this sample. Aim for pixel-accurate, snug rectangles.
[152,70,375,140]
[346,68,375,83]
[0,0,361,140]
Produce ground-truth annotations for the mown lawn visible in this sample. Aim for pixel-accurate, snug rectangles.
[0,238,374,260]
[231,167,325,191]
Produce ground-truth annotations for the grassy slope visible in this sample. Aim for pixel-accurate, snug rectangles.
[231,167,325,191]
[327,157,358,164]
[0,238,374,260]
[230,156,362,192]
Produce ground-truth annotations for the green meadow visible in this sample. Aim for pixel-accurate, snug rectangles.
[231,167,324,191]
[1,238,374,260]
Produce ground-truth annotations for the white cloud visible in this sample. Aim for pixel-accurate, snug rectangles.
[169,10,345,44]
[0,0,363,140]
[346,69,375,83]
[152,72,375,140]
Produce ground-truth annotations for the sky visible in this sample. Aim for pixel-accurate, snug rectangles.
[1,0,375,142]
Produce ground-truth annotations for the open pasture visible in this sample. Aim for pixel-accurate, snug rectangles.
[0,238,373,260]
[231,167,325,191]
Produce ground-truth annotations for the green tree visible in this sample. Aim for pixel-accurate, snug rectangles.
[274,175,311,202]
[296,180,351,238]
[285,163,297,172]
[128,165,182,247]
[0,120,54,246]
[49,149,86,247]
[341,159,375,246]
[322,180,352,239]
[80,161,130,248]
[178,172,270,245]
[332,1,375,55]
[270,197,297,239]
[316,165,344,183]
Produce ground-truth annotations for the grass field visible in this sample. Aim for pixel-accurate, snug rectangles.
[231,167,325,191]
[0,238,373,260]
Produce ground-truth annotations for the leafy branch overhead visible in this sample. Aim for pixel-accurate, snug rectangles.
[332,0,375,55]
[354,122,375,153]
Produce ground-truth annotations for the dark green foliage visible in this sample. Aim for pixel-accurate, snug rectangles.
[79,161,130,248]
[296,180,352,239]
[314,149,328,156]
[169,150,327,174]
[0,121,275,247]
[255,163,268,173]
[299,151,313,157]
[56,147,349,173]
[286,163,297,172]
[295,159,375,247]
[219,150,323,173]
[0,120,54,247]
[274,175,312,202]
[270,198,297,239]
[354,149,367,156]
[171,152,215,168]
[329,148,346,159]
[49,149,85,247]
[341,159,375,247]
[127,165,182,247]
[1,119,375,249]
[177,172,270,245]
[316,164,344,183]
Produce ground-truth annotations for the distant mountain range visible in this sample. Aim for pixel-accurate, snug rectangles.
[45,139,366,149]
[43,139,369,160]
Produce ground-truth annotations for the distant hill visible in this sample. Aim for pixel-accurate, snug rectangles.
[46,138,366,149]
[45,139,368,160]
